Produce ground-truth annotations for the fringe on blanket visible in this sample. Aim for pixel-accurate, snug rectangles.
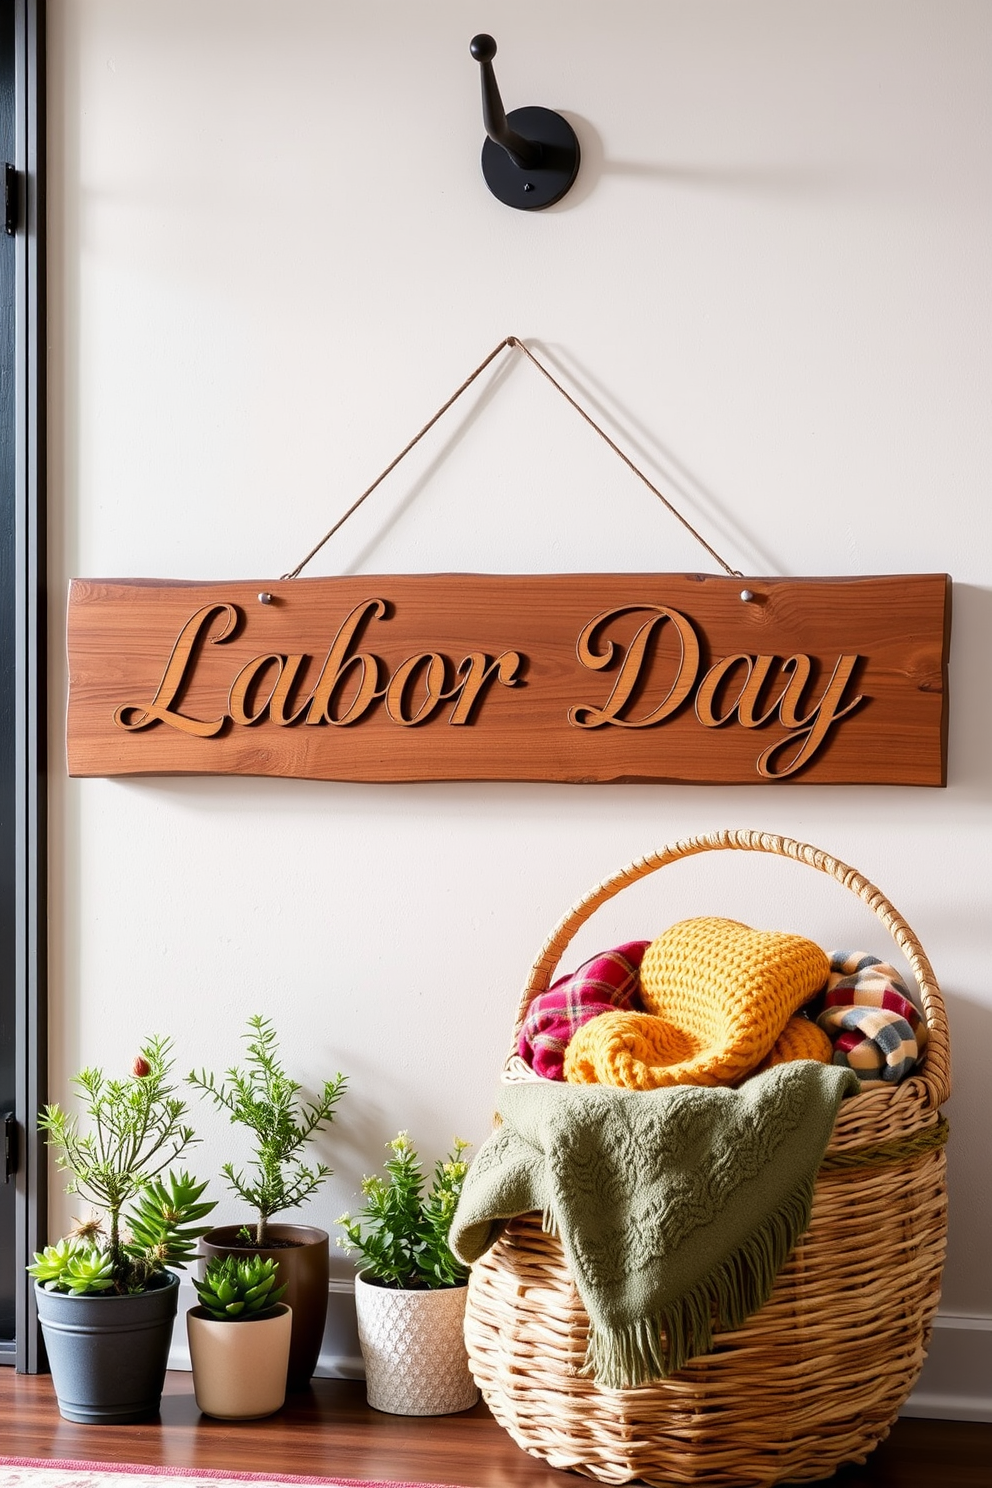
[581,1175,817,1387]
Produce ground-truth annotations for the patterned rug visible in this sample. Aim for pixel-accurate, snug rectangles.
[0,1462,460,1488]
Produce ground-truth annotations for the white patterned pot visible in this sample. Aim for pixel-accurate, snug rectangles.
[354,1273,479,1416]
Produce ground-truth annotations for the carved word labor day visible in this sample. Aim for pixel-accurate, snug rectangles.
[65,574,950,785]
[115,597,859,780]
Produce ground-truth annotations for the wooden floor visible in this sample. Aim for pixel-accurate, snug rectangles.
[1,1371,989,1488]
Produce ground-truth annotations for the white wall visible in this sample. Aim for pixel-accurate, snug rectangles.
[46,1,991,1416]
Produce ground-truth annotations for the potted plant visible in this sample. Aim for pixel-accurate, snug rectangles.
[337,1131,478,1416]
[188,1014,347,1389]
[186,1254,291,1419]
[28,1035,216,1424]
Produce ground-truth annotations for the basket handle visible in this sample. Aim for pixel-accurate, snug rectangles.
[514,829,950,1109]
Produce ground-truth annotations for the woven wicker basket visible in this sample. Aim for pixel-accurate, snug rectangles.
[464,830,950,1488]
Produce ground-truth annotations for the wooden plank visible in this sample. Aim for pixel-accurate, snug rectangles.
[5,1372,990,1488]
[65,573,950,785]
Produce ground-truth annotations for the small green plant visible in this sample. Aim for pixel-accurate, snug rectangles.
[192,1254,287,1321]
[188,1014,348,1246]
[337,1132,471,1291]
[28,1036,216,1295]
[28,1239,114,1295]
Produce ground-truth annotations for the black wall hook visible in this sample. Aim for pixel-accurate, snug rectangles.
[469,34,580,210]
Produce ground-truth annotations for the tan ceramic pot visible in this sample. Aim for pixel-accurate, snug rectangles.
[187,1303,292,1419]
[354,1273,479,1416]
[199,1224,328,1389]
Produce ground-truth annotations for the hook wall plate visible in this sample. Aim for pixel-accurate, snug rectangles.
[470,34,580,210]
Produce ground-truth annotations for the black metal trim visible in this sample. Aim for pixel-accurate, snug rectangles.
[11,0,47,1374]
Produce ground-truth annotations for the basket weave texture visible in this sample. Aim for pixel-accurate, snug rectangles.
[464,831,950,1488]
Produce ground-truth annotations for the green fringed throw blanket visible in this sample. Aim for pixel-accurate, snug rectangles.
[450,1062,859,1388]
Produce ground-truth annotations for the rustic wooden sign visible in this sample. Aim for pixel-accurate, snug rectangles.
[66,573,950,785]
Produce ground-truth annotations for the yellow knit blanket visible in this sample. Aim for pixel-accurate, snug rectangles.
[564,916,830,1089]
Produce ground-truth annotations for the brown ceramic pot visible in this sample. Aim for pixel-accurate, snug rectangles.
[199,1224,328,1390]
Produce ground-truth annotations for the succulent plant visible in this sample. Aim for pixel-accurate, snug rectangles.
[28,1239,114,1294]
[61,1245,117,1295]
[192,1254,287,1321]
[123,1170,216,1287]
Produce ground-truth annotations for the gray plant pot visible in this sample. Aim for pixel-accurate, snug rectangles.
[35,1270,180,1424]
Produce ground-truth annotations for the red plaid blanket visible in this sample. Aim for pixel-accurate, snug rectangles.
[519,941,649,1080]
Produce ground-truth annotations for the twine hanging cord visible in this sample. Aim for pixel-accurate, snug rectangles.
[282,337,741,580]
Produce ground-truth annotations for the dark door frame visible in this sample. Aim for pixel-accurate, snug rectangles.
[6,0,46,1374]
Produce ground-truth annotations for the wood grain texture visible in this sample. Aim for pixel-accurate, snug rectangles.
[0,1372,989,1488]
[65,573,951,785]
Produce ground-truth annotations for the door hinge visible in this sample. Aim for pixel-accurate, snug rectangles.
[3,1112,17,1182]
[4,163,17,235]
